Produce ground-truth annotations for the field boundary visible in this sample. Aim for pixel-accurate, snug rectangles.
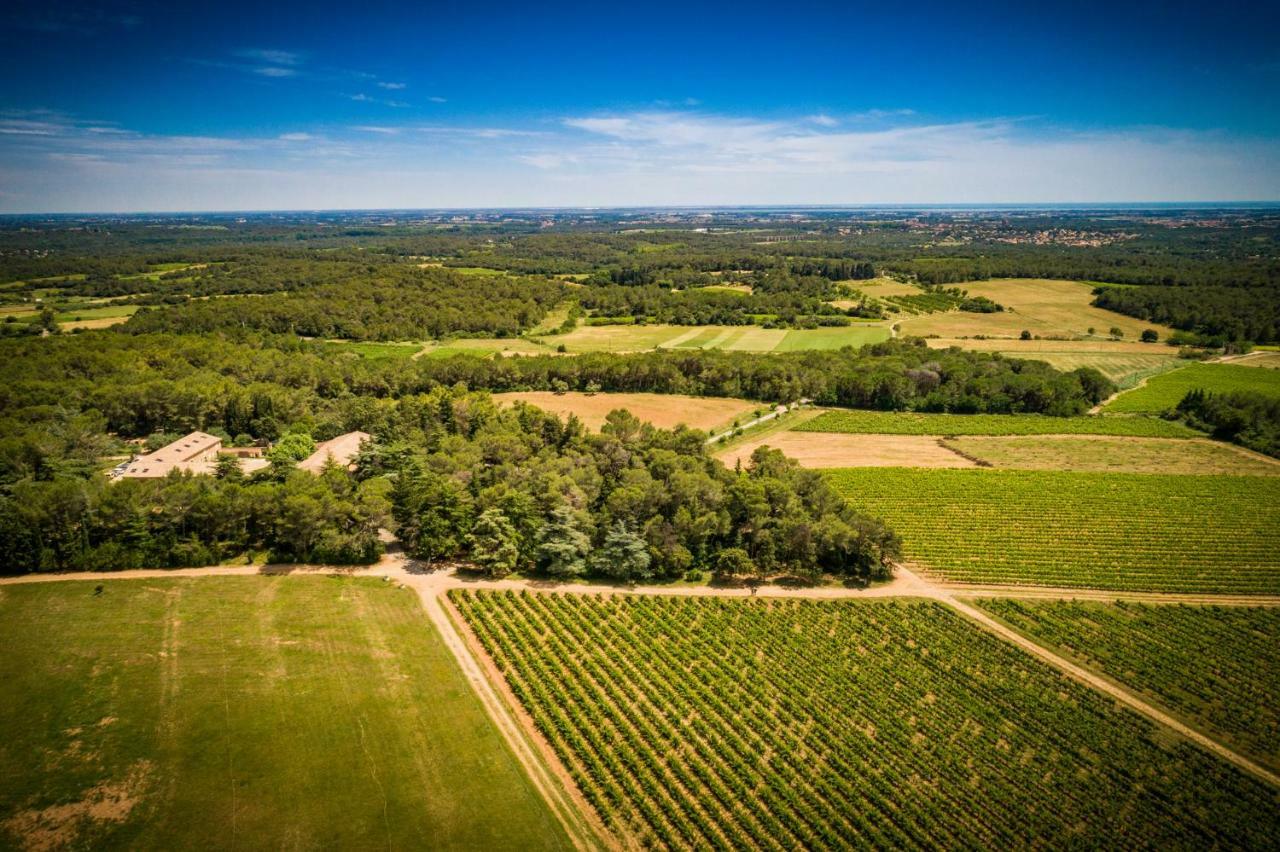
[944,595,1280,788]
[419,584,609,851]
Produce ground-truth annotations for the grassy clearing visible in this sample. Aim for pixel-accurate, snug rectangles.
[827,468,1280,593]
[54,305,139,323]
[494,391,759,432]
[898,279,1176,340]
[0,577,568,851]
[946,435,1280,476]
[797,409,1200,437]
[974,600,1280,770]
[419,338,548,358]
[326,340,423,360]
[717,432,974,469]
[1104,362,1280,413]
[455,591,1278,849]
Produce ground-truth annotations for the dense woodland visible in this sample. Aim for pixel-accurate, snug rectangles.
[1093,285,1280,344]
[1176,390,1280,459]
[0,208,1275,574]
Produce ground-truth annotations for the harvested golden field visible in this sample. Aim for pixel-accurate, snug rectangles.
[494,391,758,431]
[947,435,1280,476]
[898,279,1178,340]
[852,277,921,296]
[1228,351,1280,369]
[923,337,1179,383]
[716,431,974,469]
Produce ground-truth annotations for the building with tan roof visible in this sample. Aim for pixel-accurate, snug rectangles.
[299,431,371,474]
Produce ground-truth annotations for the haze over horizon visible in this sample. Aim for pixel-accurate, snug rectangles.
[2,0,1278,213]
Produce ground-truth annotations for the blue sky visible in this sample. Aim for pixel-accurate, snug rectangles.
[2,0,1278,211]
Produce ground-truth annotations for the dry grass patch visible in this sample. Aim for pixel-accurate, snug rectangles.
[946,435,1280,476]
[899,279,1177,340]
[1228,351,1280,369]
[494,391,758,432]
[717,431,975,469]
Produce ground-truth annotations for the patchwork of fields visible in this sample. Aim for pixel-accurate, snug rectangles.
[1103,362,1280,413]
[0,578,569,851]
[975,600,1280,770]
[453,590,1278,850]
[541,322,892,353]
[827,468,1280,593]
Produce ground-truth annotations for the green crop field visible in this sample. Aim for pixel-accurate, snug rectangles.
[0,577,568,851]
[453,590,1278,849]
[798,409,1200,437]
[975,600,1280,770]
[1104,362,1280,413]
[826,468,1280,592]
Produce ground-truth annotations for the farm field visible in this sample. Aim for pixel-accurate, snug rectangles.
[923,337,1180,384]
[946,435,1280,476]
[453,590,1278,850]
[494,391,758,432]
[897,279,1177,340]
[826,468,1280,592]
[798,409,1200,437]
[542,322,891,353]
[716,432,974,469]
[1228,351,1280,369]
[845,276,922,297]
[0,578,568,851]
[1103,362,1280,413]
[974,600,1280,770]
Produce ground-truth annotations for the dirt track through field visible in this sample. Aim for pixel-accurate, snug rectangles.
[7,548,1279,827]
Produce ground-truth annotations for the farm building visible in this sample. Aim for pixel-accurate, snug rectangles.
[299,431,371,473]
[114,430,369,479]
[114,431,267,479]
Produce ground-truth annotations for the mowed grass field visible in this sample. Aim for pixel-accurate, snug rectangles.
[897,278,1177,341]
[454,591,1279,849]
[542,323,891,353]
[798,409,1200,437]
[827,468,1280,593]
[1104,362,1280,413]
[495,391,758,432]
[945,435,1280,476]
[975,600,1280,771]
[0,577,568,851]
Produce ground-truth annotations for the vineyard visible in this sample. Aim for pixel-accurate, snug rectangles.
[797,409,1199,437]
[884,291,962,314]
[452,591,1279,850]
[1104,362,1280,413]
[975,599,1280,770]
[825,468,1280,593]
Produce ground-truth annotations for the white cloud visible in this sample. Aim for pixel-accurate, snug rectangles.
[377,81,406,90]
[254,66,297,78]
[808,113,838,127]
[428,96,447,104]
[235,48,302,66]
[2,106,1278,211]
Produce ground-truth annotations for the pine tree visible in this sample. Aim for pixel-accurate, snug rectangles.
[592,520,652,583]
[469,508,520,578]
[537,504,590,578]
